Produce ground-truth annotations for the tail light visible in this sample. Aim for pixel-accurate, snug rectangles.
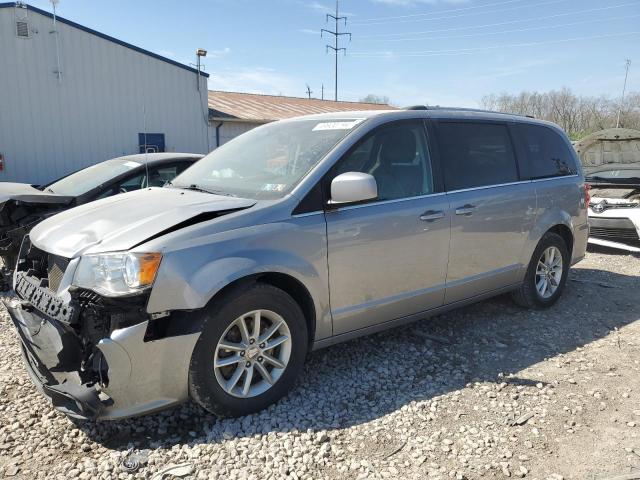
[584,183,591,208]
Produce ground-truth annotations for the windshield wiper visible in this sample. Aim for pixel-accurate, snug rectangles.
[178,184,236,197]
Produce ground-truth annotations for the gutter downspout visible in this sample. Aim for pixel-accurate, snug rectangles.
[215,121,224,148]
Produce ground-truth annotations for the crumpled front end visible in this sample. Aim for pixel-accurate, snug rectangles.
[0,198,68,290]
[6,237,203,420]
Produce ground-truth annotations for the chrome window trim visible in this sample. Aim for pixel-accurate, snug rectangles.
[446,180,530,195]
[331,192,447,213]
[295,174,582,217]
[291,210,324,218]
[531,174,578,183]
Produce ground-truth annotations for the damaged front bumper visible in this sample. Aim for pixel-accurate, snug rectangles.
[5,282,202,420]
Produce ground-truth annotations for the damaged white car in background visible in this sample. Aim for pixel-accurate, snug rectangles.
[586,164,640,252]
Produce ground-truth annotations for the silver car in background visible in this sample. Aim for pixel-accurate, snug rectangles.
[5,108,589,419]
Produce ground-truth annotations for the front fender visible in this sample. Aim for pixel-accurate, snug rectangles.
[145,217,331,340]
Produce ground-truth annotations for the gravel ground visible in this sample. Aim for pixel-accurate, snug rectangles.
[1,249,639,480]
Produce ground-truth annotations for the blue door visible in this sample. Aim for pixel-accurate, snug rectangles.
[138,133,165,153]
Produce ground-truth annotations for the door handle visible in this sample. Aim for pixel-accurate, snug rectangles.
[455,204,476,216]
[419,210,445,222]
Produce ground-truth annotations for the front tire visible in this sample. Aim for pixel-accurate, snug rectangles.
[189,283,308,417]
[511,232,570,309]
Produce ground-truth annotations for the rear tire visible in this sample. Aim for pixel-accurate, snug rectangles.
[511,232,570,309]
[189,283,307,417]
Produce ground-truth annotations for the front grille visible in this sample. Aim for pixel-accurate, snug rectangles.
[47,255,69,292]
[17,236,70,290]
[590,225,640,246]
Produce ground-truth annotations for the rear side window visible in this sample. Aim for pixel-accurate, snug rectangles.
[436,122,519,191]
[517,124,577,179]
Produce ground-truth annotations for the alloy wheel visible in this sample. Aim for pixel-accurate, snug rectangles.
[213,309,292,398]
[535,246,563,299]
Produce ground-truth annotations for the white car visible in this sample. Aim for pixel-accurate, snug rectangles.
[587,164,640,252]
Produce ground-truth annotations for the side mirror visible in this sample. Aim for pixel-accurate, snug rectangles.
[330,172,378,205]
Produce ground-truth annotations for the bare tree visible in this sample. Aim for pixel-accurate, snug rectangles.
[480,88,640,140]
[360,94,391,105]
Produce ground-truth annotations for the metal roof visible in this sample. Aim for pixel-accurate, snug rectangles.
[0,2,209,77]
[208,91,396,123]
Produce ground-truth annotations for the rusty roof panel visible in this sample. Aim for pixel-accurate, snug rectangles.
[208,90,395,122]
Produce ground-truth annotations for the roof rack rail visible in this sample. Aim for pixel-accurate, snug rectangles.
[402,105,534,118]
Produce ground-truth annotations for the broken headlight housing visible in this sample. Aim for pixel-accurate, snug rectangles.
[73,252,162,296]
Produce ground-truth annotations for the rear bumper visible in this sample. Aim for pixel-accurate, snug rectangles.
[4,298,200,420]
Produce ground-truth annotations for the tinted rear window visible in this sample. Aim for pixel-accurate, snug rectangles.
[436,122,519,191]
[517,124,577,179]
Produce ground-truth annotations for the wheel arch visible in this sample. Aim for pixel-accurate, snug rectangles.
[547,223,574,257]
[205,272,317,349]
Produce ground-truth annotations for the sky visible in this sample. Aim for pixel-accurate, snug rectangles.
[27,0,640,107]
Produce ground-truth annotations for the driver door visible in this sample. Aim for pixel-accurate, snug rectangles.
[324,120,451,335]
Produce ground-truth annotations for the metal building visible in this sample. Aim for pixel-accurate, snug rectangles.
[207,90,394,148]
[0,2,210,184]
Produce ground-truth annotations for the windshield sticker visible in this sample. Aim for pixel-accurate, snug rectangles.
[262,184,287,192]
[123,161,141,168]
[312,119,364,131]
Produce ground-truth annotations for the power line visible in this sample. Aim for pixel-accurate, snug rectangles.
[350,0,571,26]
[354,0,527,23]
[357,14,640,43]
[349,31,640,57]
[356,2,639,39]
[321,0,351,101]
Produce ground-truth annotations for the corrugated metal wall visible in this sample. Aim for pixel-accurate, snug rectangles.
[209,121,263,149]
[0,6,210,184]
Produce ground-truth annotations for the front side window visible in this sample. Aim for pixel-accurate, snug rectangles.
[437,122,518,191]
[173,119,361,199]
[518,124,576,179]
[330,121,434,201]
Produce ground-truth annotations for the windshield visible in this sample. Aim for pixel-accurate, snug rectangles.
[46,159,142,196]
[172,119,363,199]
[586,168,640,182]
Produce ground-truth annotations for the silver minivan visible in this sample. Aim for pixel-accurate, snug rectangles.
[6,108,589,420]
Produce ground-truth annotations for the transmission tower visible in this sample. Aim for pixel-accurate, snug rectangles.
[321,0,351,101]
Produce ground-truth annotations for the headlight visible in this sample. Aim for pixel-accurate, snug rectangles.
[73,252,162,296]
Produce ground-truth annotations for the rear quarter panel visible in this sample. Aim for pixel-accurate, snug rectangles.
[519,175,588,277]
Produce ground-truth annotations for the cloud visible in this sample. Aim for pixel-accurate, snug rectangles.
[208,47,231,58]
[298,28,318,35]
[372,0,469,5]
[207,67,301,97]
[304,1,354,17]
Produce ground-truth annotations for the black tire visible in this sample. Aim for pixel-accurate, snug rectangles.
[511,231,570,309]
[189,283,308,417]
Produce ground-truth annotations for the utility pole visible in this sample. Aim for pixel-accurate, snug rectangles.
[306,84,313,99]
[321,83,324,100]
[321,0,351,101]
[616,59,632,128]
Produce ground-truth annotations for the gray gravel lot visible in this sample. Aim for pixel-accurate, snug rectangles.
[1,249,639,480]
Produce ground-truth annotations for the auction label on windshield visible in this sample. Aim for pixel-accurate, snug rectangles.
[313,119,364,131]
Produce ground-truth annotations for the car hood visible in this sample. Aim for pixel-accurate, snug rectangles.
[30,187,256,258]
[0,182,73,205]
